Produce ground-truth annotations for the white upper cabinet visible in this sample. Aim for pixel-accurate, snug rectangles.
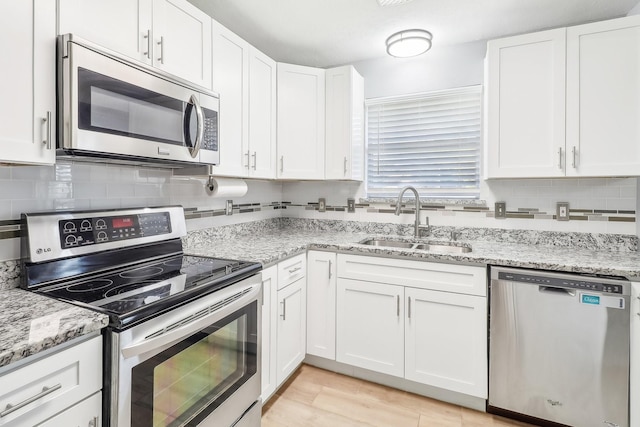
[485,29,566,178]
[485,15,640,178]
[277,63,326,180]
[0,0,56,165]
[58,0,212,89]
[211,22,276,178]
[325,66,365,181]
[211,21,250,177]
[566,15,640,177]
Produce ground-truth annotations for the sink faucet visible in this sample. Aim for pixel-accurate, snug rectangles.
[394,186,429,238]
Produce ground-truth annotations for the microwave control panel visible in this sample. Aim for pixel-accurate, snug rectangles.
[58,212,171,249]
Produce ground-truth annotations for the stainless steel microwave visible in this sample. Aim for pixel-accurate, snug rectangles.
[57,34,219,167]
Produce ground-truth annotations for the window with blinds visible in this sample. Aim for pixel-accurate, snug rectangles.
[366,86,481,199]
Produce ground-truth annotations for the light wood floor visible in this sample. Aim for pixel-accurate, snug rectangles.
[261,364,536,427]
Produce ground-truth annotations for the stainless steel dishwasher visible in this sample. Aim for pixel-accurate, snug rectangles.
[488,266,630,427]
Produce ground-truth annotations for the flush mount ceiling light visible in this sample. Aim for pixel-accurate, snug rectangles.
[386,29,433,58]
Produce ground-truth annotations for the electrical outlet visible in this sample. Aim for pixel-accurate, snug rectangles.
[318,198,326,212]
[495,202,507,219]
[557,202,570,221]
[347,198,355,213]
[225,200,233,216]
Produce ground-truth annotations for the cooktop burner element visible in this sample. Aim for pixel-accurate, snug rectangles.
[21,206,262,330]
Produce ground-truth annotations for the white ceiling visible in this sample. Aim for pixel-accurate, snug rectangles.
[189,0,640,68]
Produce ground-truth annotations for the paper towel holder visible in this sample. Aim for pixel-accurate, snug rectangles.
[173,165,216,191]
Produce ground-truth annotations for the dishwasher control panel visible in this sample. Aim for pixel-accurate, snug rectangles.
[498,271,625,294]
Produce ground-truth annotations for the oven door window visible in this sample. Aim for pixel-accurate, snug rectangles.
[77,67,187,146]
[130,301,257,427]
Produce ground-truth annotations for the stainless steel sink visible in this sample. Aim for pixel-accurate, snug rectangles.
[358,239,472,253]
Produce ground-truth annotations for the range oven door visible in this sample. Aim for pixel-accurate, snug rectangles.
[59,34,219,166]
[108,274,261,427]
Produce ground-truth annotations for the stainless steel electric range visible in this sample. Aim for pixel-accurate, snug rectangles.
[21,206,262,427]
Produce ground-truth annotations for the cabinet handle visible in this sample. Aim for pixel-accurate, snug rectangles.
[280,156,284,173]
[280,299,286,320]
[143,29,151,59]
[328,260,332,280]
[41,111,52,149]
[571,146,577,169]
[558,147,562,170]
[0,383,62,417]
[89,416,99,427]
[408,296,411,319]
[157,36,164,64]
[252,152,257,170]
[344,156,348,175]
[244,150,250,168]
[396,295,400,317]
[288,266,302,274]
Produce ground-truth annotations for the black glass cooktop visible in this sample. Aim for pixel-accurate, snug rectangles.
[39,255,261,330]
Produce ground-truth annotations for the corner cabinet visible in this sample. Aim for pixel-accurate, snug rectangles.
[277,63,326,180]
[336,254,487,398]
[485,14,640,178]
[58,0,212,89]
[306,251,337,360]
[211,21,277,179]
[0,0,56,165]
[631,282,640,427]
[325,66,365,181]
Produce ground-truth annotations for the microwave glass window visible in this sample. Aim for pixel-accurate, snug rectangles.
[130,302,258,427]
[78,68,185,146]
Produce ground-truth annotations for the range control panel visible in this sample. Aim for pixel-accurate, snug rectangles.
[498,271,626,294]
[58,212,171,249]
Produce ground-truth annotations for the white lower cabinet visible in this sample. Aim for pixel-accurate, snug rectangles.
[631,282,640,427]
[0,335,102,427]
[276,277,306,385]
[335,254,487,399]
[306,251,337,359]
[36,392,101,427]
[260,265,277,402]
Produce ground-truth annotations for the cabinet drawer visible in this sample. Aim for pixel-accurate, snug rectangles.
[37,391,101,427]
[0,335,102,427]
[337,254,486,297]
[277,254,306,290]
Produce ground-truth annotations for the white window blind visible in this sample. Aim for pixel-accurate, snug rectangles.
[366,86,481,199]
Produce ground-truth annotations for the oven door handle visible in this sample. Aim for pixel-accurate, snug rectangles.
[120,282,261,359]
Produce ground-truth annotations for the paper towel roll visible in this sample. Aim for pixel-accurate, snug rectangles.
[207,177,248,198]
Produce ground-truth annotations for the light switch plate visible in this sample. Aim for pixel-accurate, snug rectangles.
[318,198,326,212]
[226,200,233,216]
[495,202,506,219]
[556,202,570,221]
[347,198,355,213]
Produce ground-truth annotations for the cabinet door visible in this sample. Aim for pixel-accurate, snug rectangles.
[485,29,566,178]
[260,266,277,402]
[36,391,101,427]
[405,288,487,398]
[211,21,249,177]
[336,278,404,377]
[152,0,212,88]
[566,15,640,177]
[277,63,325,179]
[0,0,55,165]
[248,48,277,179]
[58,0,153,65]
[631,283,640,427]
[306,251,337,359]
[325,66,364,180]
[276,278,306,386]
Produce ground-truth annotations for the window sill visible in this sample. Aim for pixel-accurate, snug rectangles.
[360,198,487,208]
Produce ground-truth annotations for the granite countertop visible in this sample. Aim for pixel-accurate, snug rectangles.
[185,229,640,280]
[0,289,109,369]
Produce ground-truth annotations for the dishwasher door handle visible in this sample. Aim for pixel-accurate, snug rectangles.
[539,286,576,297]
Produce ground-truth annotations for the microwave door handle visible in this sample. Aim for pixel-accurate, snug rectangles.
[121,282,261,359]
[186,94,204,159]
